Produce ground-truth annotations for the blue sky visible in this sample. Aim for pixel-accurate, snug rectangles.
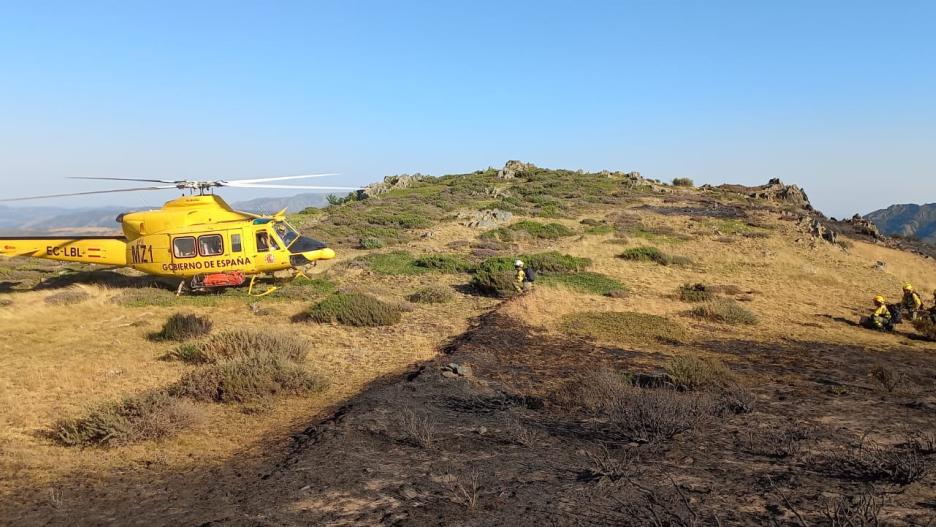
[0,1,933,217]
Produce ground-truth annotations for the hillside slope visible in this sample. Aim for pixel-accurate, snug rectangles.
[867,203,936,244]
[1,163,935,525]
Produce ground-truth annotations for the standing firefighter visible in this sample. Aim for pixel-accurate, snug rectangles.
[901,283,923,320]
[862,295,894,331]
[514,259,535,293]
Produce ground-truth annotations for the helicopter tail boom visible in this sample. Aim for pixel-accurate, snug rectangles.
[0,236,128,266]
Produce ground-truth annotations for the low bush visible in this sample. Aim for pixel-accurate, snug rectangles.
[358,237,385,250]
[53,392,202,447]
[171,352,326,403]
[689,299,758,325]
[470,269,519,298]
[672,177,694,187]
[870,365,907,393]
[539,272,627,296]
[825,438,927,485]
[482,220,575,241]
[354,251,423,275]
[150,313,213,342]
[397,408,435,448]
[617,246,692,266]
[561,311,689,346]
[407,285,454,304]
[44,290,90,306]
[738,422,815,459]
[678,283,714,302]
[665,355,733,391]
[304,292,402,326]
[168,328,309,364]
[912,317,936,341]
[607,386,714,442]
[412,254,474,273]
[477,252,591,274]
[275,276,339,301]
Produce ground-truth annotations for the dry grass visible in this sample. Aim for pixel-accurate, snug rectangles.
[44,289,90,306]
[824,437,927,485]
[911,317,936,341]
[689,299,758,325]
[560,311,689,346]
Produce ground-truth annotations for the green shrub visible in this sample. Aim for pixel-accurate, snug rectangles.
[358,237,385,250]
[678,283,714,302]
[483,220,575,241]
[171,352,326,403]
[617,246,692,266]
[690,299,758,325]
[912,318,936,341]
[304,292,402,326]
[151,313,213,342]
[53,392,202,447]
[168,328,309,364]
[666,355,733,390]
[355,251,424,275]
[584,224,614,235]
[672,177,694,187]
[561,311,688,346]
[540,272,627,296]
[407,286,454,304]
[470,269,519,298]
[412,254,474,273]
[477,252,590,274]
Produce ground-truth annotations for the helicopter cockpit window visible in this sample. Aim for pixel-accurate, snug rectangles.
[256,231,279,252]
[198,234,224,257]
[273,222,299,248]
[172,237,197,259]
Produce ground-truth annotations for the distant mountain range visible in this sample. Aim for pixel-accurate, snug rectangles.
[0,193,330,235]
[865,203,936,244]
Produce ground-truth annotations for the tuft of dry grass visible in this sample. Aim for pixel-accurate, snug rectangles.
[167,328,309,364]
[870,365,907,393]
[561,311,689,346]
[689,299,758,325]
[738,422,815,459]
[303,292,403,327]
[53,392,202,447]
[150,313,213,342]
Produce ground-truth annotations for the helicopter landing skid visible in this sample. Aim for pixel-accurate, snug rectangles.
[247,275,279,297]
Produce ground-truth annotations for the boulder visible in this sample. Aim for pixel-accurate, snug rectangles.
[845,214,882,239]
[361,174,428,199]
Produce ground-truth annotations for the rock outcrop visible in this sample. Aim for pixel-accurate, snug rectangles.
[361,174,428,198]
[458,209,513,229]
[713,179,812,210]
[844,214,882,239]
[497,160,536,180]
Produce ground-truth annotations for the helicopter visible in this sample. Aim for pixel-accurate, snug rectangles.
[0,174,360,295]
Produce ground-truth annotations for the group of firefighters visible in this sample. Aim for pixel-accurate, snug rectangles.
[866,283,936,331]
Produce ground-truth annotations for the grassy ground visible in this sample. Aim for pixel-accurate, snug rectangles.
[1,168,935,524]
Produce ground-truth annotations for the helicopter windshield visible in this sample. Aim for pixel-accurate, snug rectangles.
[273,221,300,248]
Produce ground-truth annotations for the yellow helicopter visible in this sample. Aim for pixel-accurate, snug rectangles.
[0,175,360,295]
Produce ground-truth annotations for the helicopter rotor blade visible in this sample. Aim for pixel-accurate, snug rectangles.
[222,183,363,190]
[224,173,340,184]
[0,185,180,202]
[67,176,184,184]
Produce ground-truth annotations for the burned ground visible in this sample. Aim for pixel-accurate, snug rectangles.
[4,306,934,526]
